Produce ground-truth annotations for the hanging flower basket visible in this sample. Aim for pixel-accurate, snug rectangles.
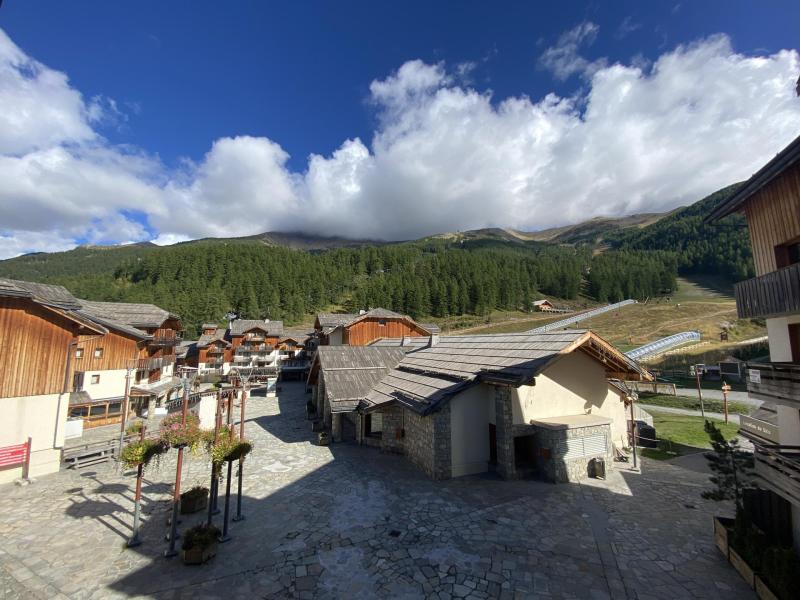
[119,438,168,471]
[210,437,253,467]
[160,413,202,448]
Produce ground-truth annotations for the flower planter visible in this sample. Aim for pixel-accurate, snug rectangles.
[318,431,330,446]
[729,547,755,589]
[713,516,734,558]
[182,541,217,565]
[755,575,780,600]
[180,491,208,515]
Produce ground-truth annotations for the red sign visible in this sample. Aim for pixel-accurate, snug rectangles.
[0,438,31,478]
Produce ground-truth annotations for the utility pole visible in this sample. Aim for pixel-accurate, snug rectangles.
[721,381,731,424]
[694,364,706,420]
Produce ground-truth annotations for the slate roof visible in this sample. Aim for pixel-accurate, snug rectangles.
[309,346,406,412]
[230,319,284,336]
[79,300,178,329]
[0,277,81,309]
[316,313,358,329]
[197,328,230,347]
[364,330,650,415]
[419,323,441,333]
[368,337,432,351]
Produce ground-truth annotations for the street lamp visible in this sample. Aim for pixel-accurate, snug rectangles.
[165,367,197,558]
[230,366,252,523]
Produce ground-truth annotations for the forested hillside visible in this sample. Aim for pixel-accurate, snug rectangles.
[0,183,751,336]
[606,183,753,281]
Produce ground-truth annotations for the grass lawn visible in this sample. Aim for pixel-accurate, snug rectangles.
[637,392,752,415]
[640,412,741,460]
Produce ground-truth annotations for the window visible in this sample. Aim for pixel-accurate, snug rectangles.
[775,237,800,269]
[94,347,104,359]
[379,319,386,326]
[90,374,100,385]
[75,348,84,359]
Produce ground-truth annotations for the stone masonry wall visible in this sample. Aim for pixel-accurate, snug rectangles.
[535,423,612,483]
[379,406,405,454]
[432,403,452,480]
[403,409,436,478]
[494,386,516,480]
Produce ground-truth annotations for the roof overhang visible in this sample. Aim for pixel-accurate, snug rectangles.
[705,133,800,222]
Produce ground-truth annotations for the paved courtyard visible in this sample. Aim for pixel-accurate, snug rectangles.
[0,382,753,599]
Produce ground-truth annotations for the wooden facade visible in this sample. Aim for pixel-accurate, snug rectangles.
[0,297,90,398]
[743,161,800,277]
[343,317,430,346]
[75,330,140,371]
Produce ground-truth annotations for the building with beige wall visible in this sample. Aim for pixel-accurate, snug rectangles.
[325,330,649,482]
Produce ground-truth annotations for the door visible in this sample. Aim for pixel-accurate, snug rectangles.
[789,323,800,363]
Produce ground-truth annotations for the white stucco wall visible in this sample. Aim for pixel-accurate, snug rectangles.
[0,393,66,483]
[79,368,127,400]
[512,351,629,447]
[450,383,492,477]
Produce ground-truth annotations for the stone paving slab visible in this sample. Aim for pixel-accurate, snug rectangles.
[0,382,754,599]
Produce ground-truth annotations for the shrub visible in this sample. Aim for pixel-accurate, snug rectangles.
[181,485,209,503]
[181,524,220,551]
[125,421,144,435]
[210,436,253,467]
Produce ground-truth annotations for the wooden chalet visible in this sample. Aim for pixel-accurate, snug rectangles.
[192,323,232,374]
[314,308,435,346]
[0,279,106,481]
[706,131,800,543]
[229,319,284,377]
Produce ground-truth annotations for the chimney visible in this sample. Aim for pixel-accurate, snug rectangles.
[428,334,440,347]
[264,318,270,323]
[359,309,367,315]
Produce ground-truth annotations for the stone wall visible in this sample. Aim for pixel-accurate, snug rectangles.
[494,386,516,480]
[535,423,612,483]
[379,406,405,454]
[403,409,435,477]
[432,403,452,480]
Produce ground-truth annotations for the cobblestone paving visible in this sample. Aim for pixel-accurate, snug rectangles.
[0,382,754,599]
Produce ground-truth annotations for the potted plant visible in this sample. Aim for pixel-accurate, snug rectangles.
[181,523,220,565]
[180,485,209,514]
[125,421,144,436]
[318,431,330,446]
[210,435,253,467]
[119,438,168,471]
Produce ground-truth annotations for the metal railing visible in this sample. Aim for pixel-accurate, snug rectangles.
[149,331,183,347]
[528,299,637,333]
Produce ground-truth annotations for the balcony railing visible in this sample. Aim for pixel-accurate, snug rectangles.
[149,331,183,347]
[735,262,800,319]
[135,355,176,371]
[245,334,265,342]
[753,443,800,507]
[746,362,800,409]
[207,348,224,355]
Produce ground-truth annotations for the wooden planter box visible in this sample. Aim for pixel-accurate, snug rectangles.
[729,547,755,589]
[755,575,780,600]
[180,492,208,515]
[713,516,734,558]
[182,542,217,565]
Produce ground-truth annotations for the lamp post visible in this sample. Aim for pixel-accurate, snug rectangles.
[694,364,706,420]
[118,362,135,455]
[164,367,196,558]
[628,392,638,470]
[231,367,251,522]
[721,381,731,424]
[206,390,222,526]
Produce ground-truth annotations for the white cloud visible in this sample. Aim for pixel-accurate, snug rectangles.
[538,21,607,81]
[1,26,799,259]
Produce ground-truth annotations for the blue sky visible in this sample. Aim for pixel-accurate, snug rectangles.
[0,1,799,256]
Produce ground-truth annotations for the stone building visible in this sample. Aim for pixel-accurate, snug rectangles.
[356,330,650,482]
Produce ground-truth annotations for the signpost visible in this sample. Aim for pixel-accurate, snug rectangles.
[721,382,731,424]
[694,364,706,419]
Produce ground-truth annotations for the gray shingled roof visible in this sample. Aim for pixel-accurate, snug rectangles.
[369,337,432,350]
[418,323,440,333]
[0,277,81,309]
[201,323,219,330]
[364,330,648,415]
[197,328,230,347]
[316,313,358,329]
[230,319,284,336]
[311,346,406,413]
[80,300,178,329]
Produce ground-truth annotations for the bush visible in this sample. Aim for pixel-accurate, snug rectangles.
[210,435,253,467]
[125,421,144,435]
[119,439,168,470]
[181,485,209,503]
[181,524,220,551]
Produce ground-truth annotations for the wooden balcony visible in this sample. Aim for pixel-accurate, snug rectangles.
[753,443,800,507]
[746,362,800,409]
[135,355,176,371]
[735,262,800,319]
[149,331,183,347]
